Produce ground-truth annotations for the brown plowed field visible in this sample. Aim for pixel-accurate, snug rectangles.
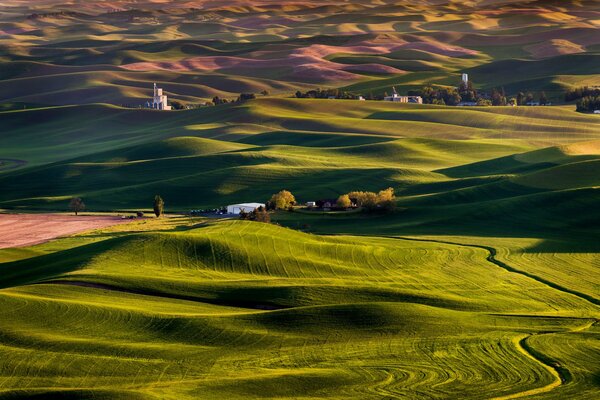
[0,213,128,249]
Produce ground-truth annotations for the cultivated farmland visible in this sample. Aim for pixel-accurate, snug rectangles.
[0,0,599,399]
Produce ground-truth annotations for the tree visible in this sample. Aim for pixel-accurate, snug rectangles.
[446,89,462,106]
[517,91,525,106]
[170,100,185,110]
[458,81,478,102]
[153,195,164,218]
[347,191,378,211]
[212,96,226,105]
[269,190,296,210]
[525,92,534,104]
[491,88,507,106]
[238,93,256,103]
[477,98,492,106]
[539,91,548,105]
[336,194,352,210]
[261,90,270,96]
[377,187,396,212]
[253,206,271,223]
[69,197,85,216]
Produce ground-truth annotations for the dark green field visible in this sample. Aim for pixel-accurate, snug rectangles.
[0,0,599,399]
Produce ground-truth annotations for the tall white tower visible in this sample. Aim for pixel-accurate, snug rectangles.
[462,73,468,84]
[151,83,171,110]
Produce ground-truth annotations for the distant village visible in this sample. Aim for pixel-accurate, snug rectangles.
[143,73,599,113]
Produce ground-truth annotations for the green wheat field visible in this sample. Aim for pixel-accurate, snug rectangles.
[0,0,599,399]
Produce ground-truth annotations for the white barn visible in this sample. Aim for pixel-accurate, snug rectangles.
[226,203,265,215]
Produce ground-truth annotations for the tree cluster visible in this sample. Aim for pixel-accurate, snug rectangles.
[408,85,462,106]
[239,206,270,223]
[576,96,600,113]
[295,88,360,100]
[212,93,257,106]
[458,81,478,103]
[345,187,396,212]
[565,87,600,102]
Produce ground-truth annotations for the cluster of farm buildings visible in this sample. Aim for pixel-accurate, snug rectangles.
[146,73,553,111]
[223,198,354,215]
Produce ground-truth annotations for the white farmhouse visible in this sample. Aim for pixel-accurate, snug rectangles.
[226,203,266,215]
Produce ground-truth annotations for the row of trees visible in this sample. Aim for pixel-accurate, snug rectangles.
[408,82,549,106]
[67,195,164,217]
[576,96,600,113]
[339,188,396,212]
[295,88,361,100]
[408,85,463,105]
[212,92,258,106]
[565,86,600,102]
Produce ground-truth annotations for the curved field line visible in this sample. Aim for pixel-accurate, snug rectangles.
[353,234,600,399]
[391,236,600,307]
[490,334,562,400]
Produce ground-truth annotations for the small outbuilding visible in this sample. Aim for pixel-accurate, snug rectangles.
[226,203,265,215]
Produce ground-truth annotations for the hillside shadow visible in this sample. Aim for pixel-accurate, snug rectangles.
[0,238,126,289]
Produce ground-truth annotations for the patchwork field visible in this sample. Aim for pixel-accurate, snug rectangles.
[0,0,599,106]
[0,0,599,399]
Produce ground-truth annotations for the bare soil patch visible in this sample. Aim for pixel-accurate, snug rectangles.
[0,213,129,249]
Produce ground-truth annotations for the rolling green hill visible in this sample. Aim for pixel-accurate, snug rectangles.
[1,1,599,398]
[0,220,597,399]
[0,99,598,211]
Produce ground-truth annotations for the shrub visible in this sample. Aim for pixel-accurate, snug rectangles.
[240,206,270,223]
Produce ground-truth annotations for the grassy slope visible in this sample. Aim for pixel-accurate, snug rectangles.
[1,1,599,395]
[0,220,597,399]
[2,99,598,211]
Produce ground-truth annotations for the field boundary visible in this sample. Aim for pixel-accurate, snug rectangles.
[490,333,563,400]
[389,236,600,307]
